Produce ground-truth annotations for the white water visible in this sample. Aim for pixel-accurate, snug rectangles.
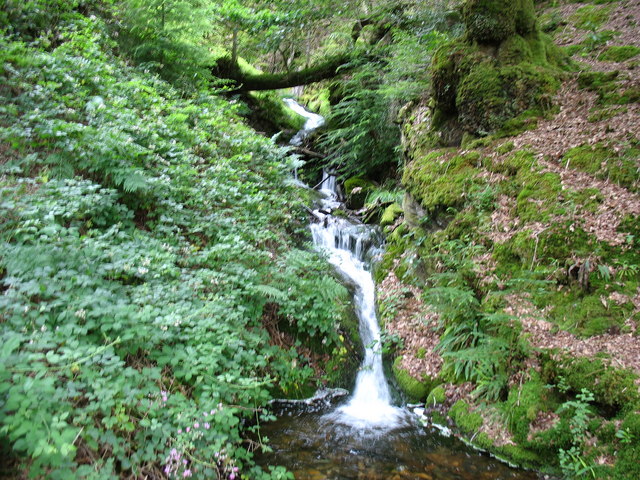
[311,177,406,429]
[287,98,406,429]
[284,98,325,146]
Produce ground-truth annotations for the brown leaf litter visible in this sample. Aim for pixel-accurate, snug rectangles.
[378,268,443,381]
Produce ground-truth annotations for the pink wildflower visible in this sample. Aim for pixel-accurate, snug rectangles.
[194,422,199,429]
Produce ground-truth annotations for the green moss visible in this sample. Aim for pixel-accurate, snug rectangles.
[613,444,640,480]
[571,4,612,30]
[575,70,637,106]
[416,347,427,360]
[578,70,619,90]
[621,411,640,437]
[250,91,306,132]
[462,0,535,44]
[496,141,515,154]
[505,374,552,443]
[563,142,640,192]
[380,203,403,227]
[402,150,480,215]
[449,400,483,433]
[474,432,494,449]
[496,445,544,468]
[587,106,627,122]
[426,386,446,406]
[544,356,640,412]
[599,45,640,62]
[343,177,374,209]
[457,61,509,134]
[515,170,563,223]
[392,356,437,402]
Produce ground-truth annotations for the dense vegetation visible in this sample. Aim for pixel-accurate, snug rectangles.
[0,2,361,478]
[1,0,639,479]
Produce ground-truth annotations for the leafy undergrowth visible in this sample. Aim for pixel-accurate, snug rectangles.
[0,14,354,480]
[382,0,640,478]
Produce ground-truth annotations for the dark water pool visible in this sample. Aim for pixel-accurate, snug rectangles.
[253,408,540,480]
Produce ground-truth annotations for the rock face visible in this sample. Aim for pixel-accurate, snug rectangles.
[424,0,569,147]
[269,388,349,414]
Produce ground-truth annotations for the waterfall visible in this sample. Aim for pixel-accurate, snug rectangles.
[310,173,406,429]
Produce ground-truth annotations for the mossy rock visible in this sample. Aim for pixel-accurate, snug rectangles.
[449,400,483,433]
[380,203,403,227]
[543,356,640,413]
[504,374,553,444]
[463,0,536,44]
[343,177,374,210]
[402,150,481,215]
[426,385,446,406]
[392,356,437,402]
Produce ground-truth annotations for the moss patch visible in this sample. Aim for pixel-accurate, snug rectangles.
[599,45,640,62]
[392,356,437,402]
[402,150,482,215]
[426,386,446,406]
[542,356,640,413]
[449,399,483,433]
[571,4,612,30]
[380,203,403,227]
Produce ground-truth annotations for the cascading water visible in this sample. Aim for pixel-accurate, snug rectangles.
[252,99,538,480]
[310,173,406,429]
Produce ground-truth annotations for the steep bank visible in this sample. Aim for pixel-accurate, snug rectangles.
[380,0,640,478]
[0,11,359,479]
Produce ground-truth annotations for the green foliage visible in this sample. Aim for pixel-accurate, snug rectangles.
[113,0,217,89]
[319,9,453,179]
[557,390,596,480]
[0,15,352,478]
[319,62,402,179]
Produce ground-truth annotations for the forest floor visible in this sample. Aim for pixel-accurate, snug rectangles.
[379,0,640,463]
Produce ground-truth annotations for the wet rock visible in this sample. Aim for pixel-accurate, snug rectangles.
[269,388,349,414]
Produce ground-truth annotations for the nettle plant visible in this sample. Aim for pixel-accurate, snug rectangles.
[0,15,344,480]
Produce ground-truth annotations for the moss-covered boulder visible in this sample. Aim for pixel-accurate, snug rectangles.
[380,203,403,227]
[392,356,438,402]
[463,0,536,44]
[419,0,568,149]
[343,177,374,210]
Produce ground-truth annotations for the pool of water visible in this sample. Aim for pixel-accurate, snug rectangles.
[254,408,539,480]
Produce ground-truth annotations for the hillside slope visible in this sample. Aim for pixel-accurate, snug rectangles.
[0,10,358,480]
[381,0,640,478]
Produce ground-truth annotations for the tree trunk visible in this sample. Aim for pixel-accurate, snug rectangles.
[212,53,354,92]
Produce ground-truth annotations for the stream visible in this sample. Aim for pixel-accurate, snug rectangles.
[253,100,539,480]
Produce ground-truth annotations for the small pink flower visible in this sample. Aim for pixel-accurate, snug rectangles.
[210,409,215,415]
[203,412,208,416]
[232,467,238,472]
[183,469,192,477]
[229,474,235,480]
[194,422,199,429]
[177,429,182,434]
[204,422,210,429]
[186,427,190,432]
